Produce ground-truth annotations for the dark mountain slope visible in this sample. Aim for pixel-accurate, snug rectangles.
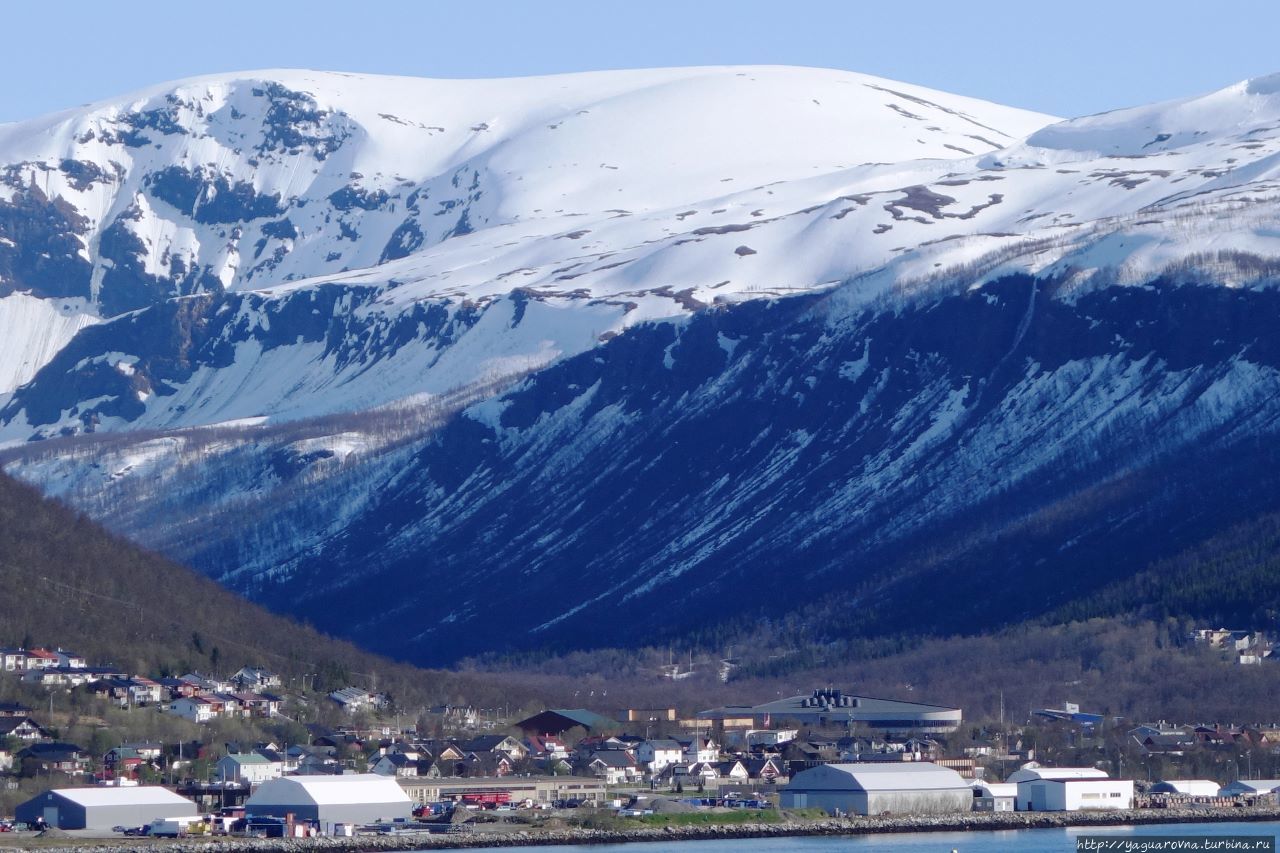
[0,469,432,694]
[218,275,1280,664]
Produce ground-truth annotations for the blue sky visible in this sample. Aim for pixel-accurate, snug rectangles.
[3,0,1277,123]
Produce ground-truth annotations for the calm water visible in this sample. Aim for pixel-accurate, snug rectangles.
[433,820,1280,852]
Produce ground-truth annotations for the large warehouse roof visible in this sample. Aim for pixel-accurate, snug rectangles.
[515,709,616,733]
[42,787,193,807]
[788,763,968,792]
[247,774,410,807]
[697,688,960,729]
[1006,767,1109,783]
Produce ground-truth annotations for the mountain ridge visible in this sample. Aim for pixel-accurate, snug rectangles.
[4,68,1280,666]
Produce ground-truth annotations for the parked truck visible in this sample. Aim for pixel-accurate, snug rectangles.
[148,816,207,838]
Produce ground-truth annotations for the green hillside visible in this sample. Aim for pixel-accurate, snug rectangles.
[0,470,430,698]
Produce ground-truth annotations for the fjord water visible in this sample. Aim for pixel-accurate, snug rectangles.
[447,820,1280,852]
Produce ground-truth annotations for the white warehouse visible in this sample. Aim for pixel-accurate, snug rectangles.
[780,762,971,816]
[1149,780,1221,797]
[1008,767,1133,811]
[245,774,411,831]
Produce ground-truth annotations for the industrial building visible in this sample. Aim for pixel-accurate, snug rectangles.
[1008,767,1133,811]
[398,775,607,806]
[15,786,196,830]
[1149,780,1221,797]
[244,774,411,831]
[514,708,617,735]
[1219,779,1280,797]
[779,762,971,816]
[698,688,961,735]
[971,781,1017,811]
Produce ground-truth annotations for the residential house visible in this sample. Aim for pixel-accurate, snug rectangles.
[124,742,164,761]
[524,735,570,761]
[745,756,787,783]
[745,728,798,747]
[179,672,233,694]
[53,649,86,669]
[216,753,283,784]
[82,676,165,707]
[383,741,427,761]
[22,649,59,670]
[637,739,685,775]
[782,739,839,773]
[168,696,221,723]
[1195,725,1259,749]
[686,761,722,781]
[232,692,281,718]
[23,666,127,688]
[231,667,282,691]
[103,747,151,780]
[427,704,478,728]
[715,759,751,782]
[421,741,466,763]
[156,677,201,700]
[574,736,633,762]
[213,693,249,718]
[370,753,420,777]
[128,678,165,706]
[0,716,51,741]
[0,649,27,672]
[1135,732,1198,757]
[461,753,514,777]
[678,736,720,765]
[0,701,32,716]
[16,742,89,776]
[460,735,528,760]
[328,686,387,713]
[295,751,343,775]
[586,751,641,785]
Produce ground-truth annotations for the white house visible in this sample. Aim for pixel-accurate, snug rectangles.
[746,729,798,747]
[232,667,282,690]
[328,687,386,712]
[53,649,86,669]
[216,753,282,784]
[636,740,685,775]
[1008,767,1133,811]
[587,751,641,785]
[369,754,419,778]
[167,697,217,723]
[23,649,60,670]
[179,672,233,693]
[680,736,719,765]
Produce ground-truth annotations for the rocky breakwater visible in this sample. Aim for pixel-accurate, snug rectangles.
[8,807,1280,852]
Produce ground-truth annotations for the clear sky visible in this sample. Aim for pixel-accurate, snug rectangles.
[3,0,1278,124]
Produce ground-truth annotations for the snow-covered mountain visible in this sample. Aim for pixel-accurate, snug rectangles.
[5,67,1280,663]
[0,65,1051,435]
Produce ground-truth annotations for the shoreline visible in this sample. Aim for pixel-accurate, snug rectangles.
[7,808,1280,852]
